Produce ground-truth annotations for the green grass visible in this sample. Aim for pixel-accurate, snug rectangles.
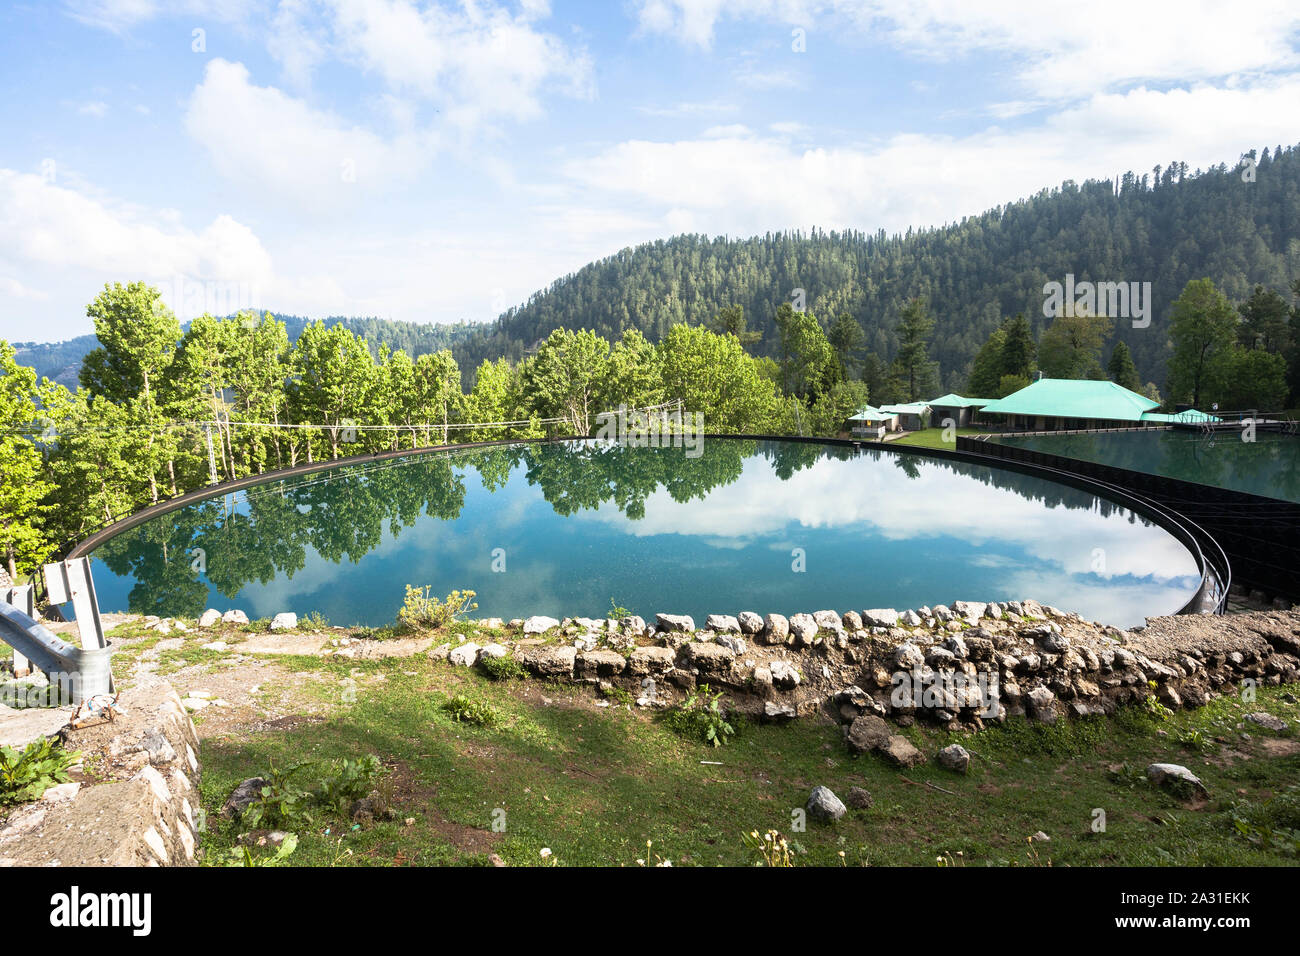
[889,427,982,449]
[193,650,1300,867]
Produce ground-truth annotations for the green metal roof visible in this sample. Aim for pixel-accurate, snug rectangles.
[979,379,1159,421]
[927,393,994,408]
[879,402,931,414]
[847,404,896,421]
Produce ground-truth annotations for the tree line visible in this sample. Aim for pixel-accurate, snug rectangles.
[0,282,875,579]
[964,277,1298,410]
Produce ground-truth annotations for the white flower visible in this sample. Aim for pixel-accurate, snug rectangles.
[539,847,552,858]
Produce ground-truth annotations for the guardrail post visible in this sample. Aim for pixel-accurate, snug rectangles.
[43,558,108,652]
[1,585,34,676]
[43,558,114,693]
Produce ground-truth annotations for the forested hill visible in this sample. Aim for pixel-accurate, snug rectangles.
[14,316,478,388]
[451,143,1300,391]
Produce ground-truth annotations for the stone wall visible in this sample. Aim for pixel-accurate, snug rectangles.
[432,603,1300,738]
[0,675,202,866]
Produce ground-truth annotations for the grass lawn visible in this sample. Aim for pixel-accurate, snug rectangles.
[888,427,982,450]
[196,652,1300,867]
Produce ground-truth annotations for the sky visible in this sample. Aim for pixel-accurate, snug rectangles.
[2,0,1299,343]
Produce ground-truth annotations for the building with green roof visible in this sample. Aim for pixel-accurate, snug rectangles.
[979,378,1215,430]
[846,404,899,438]
[878,402,932,431]
[926,393,994,428]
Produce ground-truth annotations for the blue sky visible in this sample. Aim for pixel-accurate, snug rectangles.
[3,0,1299,342]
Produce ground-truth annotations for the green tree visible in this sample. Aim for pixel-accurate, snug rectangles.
[966,328,1007,397]
[287,321,379,459]
[520,328,611,434]
[1037,309,1112,380]
[1106,341,1142,392]
[1237,284,1291,352]
[0,341,54,578]
[826,313,866,381]
[1167,278,1237,409]
[657,324,783,433]
[707,304,761,349]
[891,297,938,401]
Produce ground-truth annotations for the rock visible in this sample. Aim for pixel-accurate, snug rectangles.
[522,615,561,635]
[880,735,927,768]
[715,634,747,655]
[846,786,873,810]
[516,644,577,677]
[221,609,249,625]
[788,613,819,645]
[705,614,741,633]
[41,782,81,803]
[936,744,970,774]
[813,610,843,632]
[269,612,298,631]
[985,603,1003,620]
[760,613,790,645]
[899,609,922,627]
[478,642,509,660]
[806,786,847,823]
[842,611,863,631]
[737,611,764,634]
[222,777,268,818]
[952,601,986,625]
[1146,763,1209,798]
[932,605,954,622]
[135,731,178,766]
[1031,831,1050,843]
[862,608,899,628]
[448,643,480,667]
[678,641,735,669]
[627,645,676,676]
[198,609,221,628]
[200,641,228,651]
[769,660,801,688]
[763,700,796,720]
[1042,632,1070,654]
[1026,686,1058,723]
[1245,712,1287,732]
[894,642,925,670]
[655,613,695,633]
[846,715,891,754]
[618,615,646,634]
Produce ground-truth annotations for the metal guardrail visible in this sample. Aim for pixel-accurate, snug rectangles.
[0,602,113,703]
[1,558,114,705]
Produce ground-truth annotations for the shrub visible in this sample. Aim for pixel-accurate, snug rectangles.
[1230,785,1300,856]
[315,755,384,814]
[0,737,80,806]
[397,586,478,632]
[664,684,735,747]
[444,693,500,726]
[240,755,387,828]
[225,833,299,867]
[480,654,527,681]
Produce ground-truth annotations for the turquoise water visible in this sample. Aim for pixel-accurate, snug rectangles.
[989,429,1300,503]
[86,439,1202,629]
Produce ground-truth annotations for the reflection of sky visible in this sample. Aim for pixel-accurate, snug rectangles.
[89,444,1202,630]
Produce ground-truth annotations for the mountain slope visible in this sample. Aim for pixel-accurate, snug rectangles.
[450,143,1300,390]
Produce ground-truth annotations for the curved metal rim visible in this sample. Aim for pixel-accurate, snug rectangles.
[65,432,1228,618]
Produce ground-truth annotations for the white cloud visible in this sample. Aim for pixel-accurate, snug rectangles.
[632,1,1300,100]
[183,59,439,207]
[567,78,1300,236]
[65,0,259,32]
[0,168,273,325]
[267,0,594,128]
